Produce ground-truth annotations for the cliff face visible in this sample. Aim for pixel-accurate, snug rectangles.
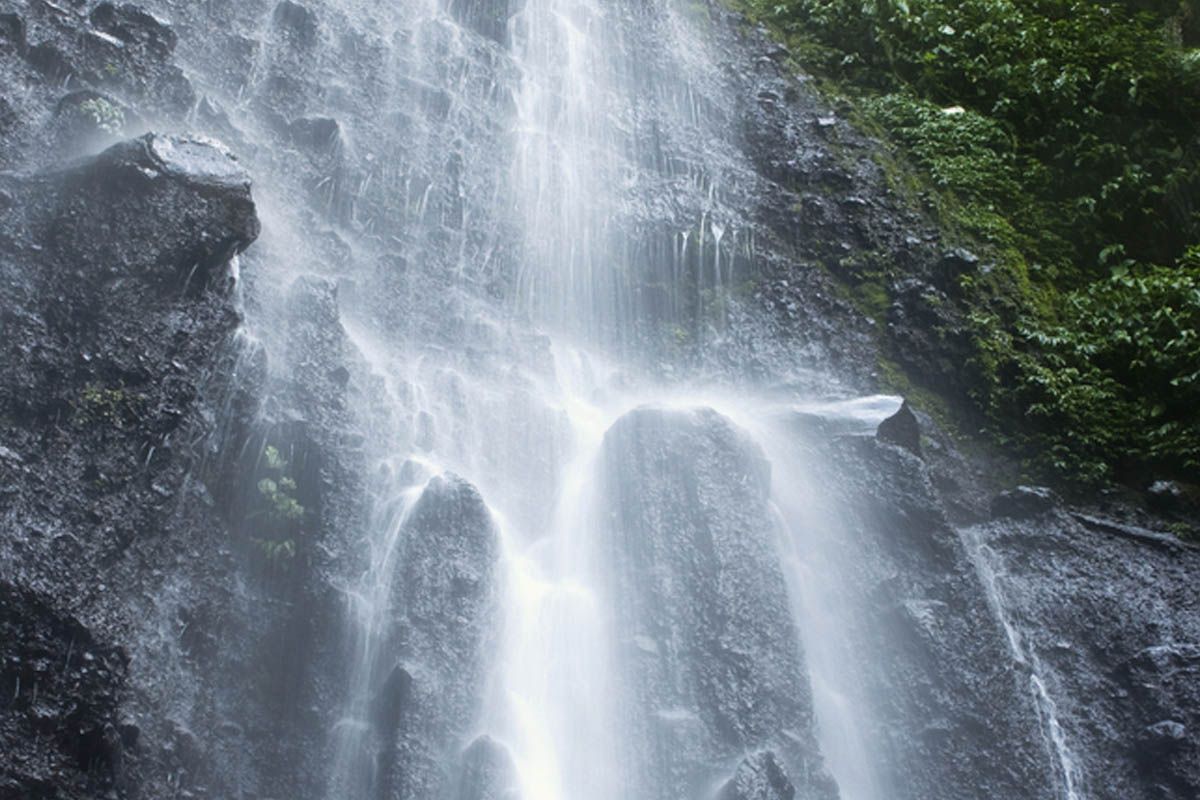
[1,2,1198,799]
[0,129,261,796]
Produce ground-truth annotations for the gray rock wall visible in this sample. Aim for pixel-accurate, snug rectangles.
[598,407,837,800]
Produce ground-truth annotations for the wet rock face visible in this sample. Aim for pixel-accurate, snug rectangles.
[1,134,256,422]
[448,0,516,45]
[990,485,1061,520]
[377,473,501,800]
[598,407,836,800]
[0,4,1195,800]
[454,735,521,800]
[90,3,178,58]
[810,435,1060,799]
[393,473,499,700]
[0,132,261,799]
[974,513,1200,800]
[272,0,318,47]
[718,751,796,800]
[0,0,195,150]
[49,134,258,291]
[0,583,129,800]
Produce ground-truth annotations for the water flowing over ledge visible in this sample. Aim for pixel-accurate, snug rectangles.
[2,1,1198,799]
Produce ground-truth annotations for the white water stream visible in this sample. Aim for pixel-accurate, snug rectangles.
[150,0,1089,796]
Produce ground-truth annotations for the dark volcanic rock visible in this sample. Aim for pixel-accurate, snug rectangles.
[598,406,837,800]
[0,582,129,799]
[991,486,1061,520]
[273,0,319,46]
[718,751,796,800]
[808,434,1060,799]
[1147,480,1199,513]
[0,133,261,799]
[876,399,921,456]
[454,735,520,800]
[90,3,178,59]
[886,278,974,399]
[971,513,1200,799]
[0,12,26,54]
[49,134,258,291]
[375,473,501,800]
[290,115,341,150]
[0,131,256,430]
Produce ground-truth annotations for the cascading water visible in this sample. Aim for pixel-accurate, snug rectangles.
[961,525,1084,800]
[88,0,1093,797]
[482,348,626,800]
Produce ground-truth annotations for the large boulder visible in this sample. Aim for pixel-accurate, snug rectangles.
[597,406,836,800]
[374,473,501,800]
[47,134,258,291]
[454,735,521,800]
[875,399,921,456]
[1,133,257,421]
[718,751,796,800]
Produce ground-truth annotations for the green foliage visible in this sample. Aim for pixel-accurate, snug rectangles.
[252,537,296,562]
[78,98,125,135]
[263,444,286,471]
[736,0,1200,483]
[257,446,305,522]
[1004,260,1200,479]
[250,444,304,564]
[862,95,1022,205]
[738,0,1200,269]
[258,476,305,522]
[1168,521,1200,542]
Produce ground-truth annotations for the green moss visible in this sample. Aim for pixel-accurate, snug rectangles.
[1168,522,1199,542]
[75,382,136,428]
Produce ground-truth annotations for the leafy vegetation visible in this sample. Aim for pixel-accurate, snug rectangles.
[734,0,1200,484]
[78,97,125,135]
[250,445,304,563]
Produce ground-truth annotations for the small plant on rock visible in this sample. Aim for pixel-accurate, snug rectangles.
[78,97,125,135]
[75,382,135,428]
[249,444,305,564]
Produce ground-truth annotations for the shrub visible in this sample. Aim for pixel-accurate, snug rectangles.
[735,0,1200,483]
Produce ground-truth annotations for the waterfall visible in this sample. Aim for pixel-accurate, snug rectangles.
[83,0,1087,796]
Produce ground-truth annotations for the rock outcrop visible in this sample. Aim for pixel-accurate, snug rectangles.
[718,751,797,800]
[804,434,1061,799]
[598,406,838,800]
[970,511,1200,799]
[377,474,501,800]
[0,133,260,798]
